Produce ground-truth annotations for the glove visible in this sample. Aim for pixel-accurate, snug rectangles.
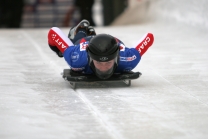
[49,44,63,57]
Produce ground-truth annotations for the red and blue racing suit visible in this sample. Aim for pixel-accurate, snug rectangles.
[63,35,141,74]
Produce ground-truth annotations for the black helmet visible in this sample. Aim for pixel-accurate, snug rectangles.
[87,34,120,79]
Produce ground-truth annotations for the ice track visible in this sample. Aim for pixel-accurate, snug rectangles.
[1,20,208,139]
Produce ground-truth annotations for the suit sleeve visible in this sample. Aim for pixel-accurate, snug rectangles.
[116,43,141,72]
[63,43,89,71]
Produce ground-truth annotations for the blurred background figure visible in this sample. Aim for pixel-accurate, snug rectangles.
[63,0,127,27]
[23,0,61,28]
[0,0,24,28]
[63,0,95,27]
[102,0,127,26]
[75,0,95,26]
[18,0,127,28]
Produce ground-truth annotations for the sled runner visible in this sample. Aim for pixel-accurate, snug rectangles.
[62,69,142,89]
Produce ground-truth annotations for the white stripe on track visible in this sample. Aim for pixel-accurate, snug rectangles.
[21,31,62,74]
[76,90,126,139]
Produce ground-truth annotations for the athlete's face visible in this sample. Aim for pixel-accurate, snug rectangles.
[93,60,114,72]
[92,59,116,79]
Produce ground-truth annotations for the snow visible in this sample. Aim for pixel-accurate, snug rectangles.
[1,1,208,139]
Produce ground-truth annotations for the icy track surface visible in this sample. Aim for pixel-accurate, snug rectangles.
[1,22,208,139]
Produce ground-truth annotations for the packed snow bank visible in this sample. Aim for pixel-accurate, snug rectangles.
[111,0,208,29]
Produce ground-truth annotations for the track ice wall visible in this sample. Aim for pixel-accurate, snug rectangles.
[112,0,208,29]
